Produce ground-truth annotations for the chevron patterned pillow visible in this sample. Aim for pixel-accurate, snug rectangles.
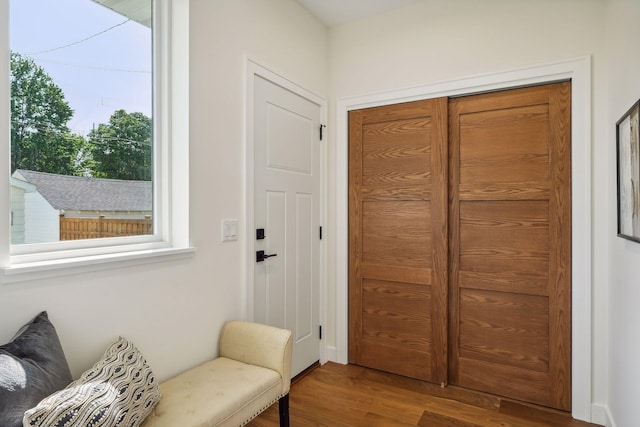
[23,337,161,427]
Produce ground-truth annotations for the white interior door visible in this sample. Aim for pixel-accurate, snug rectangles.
[253,75,321,377]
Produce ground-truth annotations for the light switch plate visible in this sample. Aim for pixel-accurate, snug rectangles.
[222,219,239,242]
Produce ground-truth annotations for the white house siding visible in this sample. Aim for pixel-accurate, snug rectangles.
[10,185,25,244]
[24,191,59,243]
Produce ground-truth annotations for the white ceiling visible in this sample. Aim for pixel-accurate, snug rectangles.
[296,0,417,27]
[90,0,415,29]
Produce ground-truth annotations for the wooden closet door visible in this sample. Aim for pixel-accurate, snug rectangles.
[349,98,448,383]
[448,82,571,410]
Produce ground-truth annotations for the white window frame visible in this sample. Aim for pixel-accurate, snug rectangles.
[0,0,193,283]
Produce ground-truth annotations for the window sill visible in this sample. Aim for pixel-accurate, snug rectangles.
[0,246,196,284]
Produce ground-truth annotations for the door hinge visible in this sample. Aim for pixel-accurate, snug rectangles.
[320,124,326,141]
[319,325,322,340]
[319,226,323,240]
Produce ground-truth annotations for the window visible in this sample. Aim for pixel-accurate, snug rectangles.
[0,0,191,280]
[10,0,153,244]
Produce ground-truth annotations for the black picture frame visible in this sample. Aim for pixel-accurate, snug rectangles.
[616,99,640,242]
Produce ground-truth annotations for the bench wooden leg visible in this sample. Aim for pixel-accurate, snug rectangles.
[278,393,290,427]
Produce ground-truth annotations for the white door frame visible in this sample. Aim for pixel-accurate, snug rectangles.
[244,58,328,364]
[334,57,593,421]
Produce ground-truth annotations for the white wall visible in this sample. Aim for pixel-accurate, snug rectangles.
[0,0,327,382]
[326,0,609,422]
[605,1,640,426]
[4,0,636,423]
[188,0,327,312]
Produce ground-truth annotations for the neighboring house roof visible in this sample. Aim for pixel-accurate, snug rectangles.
[13,170,152,212]
[90,0,151,28]
[10,176,37,193]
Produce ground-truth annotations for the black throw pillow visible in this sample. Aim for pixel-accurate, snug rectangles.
[0,311,73,427]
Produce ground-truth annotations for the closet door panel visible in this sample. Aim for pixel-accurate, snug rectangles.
[449,82,571,411]
[349,98,448,384]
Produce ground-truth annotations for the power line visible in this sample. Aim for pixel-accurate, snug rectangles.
[36,58,151,74]
[27,19,131,55]
[10,121,152,147]
[93,136,152,147]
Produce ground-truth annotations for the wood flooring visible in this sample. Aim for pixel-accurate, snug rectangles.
[247,362,602,427]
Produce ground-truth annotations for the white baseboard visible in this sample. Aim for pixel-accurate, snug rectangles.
[591,403,615,427]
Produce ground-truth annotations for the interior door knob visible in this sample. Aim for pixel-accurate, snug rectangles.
[256,250,278,262]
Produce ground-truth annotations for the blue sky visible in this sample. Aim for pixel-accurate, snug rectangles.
[10,0,152,136]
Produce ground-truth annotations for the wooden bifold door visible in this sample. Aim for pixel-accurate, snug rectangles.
[348,82,571,411]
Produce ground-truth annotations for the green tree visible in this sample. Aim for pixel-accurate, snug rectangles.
[88,109,152,180]
[10,52,85,175]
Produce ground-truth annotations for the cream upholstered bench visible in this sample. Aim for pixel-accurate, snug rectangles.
[141,321,292,427]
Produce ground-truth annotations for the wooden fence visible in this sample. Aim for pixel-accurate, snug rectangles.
[60,217,153,240]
